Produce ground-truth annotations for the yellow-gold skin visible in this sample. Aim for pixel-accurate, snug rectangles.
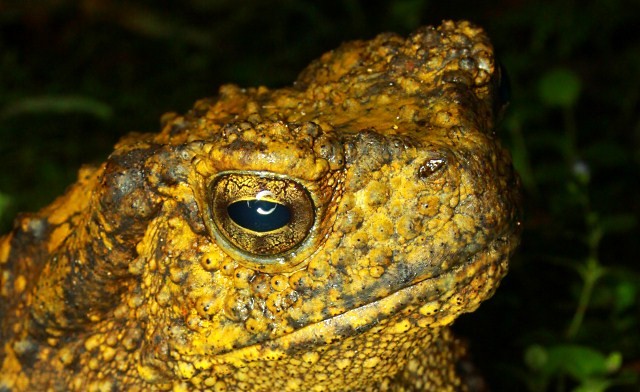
[0,21,520,391]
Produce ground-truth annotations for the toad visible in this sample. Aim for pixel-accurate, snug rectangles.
[0,20,520,391]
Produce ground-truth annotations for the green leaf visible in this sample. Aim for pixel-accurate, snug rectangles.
[526,344,622,387]
[538,68,582,108]
[546,345,620,380]
[603,352,622,373]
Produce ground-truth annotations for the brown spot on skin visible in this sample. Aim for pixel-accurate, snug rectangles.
[419,158,446,179]
[0,21,520,391]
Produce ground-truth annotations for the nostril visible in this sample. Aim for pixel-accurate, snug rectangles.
[418,158,446,179]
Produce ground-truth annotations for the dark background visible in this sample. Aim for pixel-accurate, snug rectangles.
[1,1,638,390]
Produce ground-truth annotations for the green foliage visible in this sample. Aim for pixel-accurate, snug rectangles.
[482,0,640,390]
[525,344,623,392]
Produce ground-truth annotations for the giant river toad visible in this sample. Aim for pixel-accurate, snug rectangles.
[0,21,520,391]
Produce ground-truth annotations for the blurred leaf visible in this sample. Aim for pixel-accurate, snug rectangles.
[546,345,620,380]
[603,352,622,373]
[525,344,548,371]
[538,68,582,108]
[0,96,113,121]
[573,378,614,392]
[613,280,637,313]
[525,344,623,391]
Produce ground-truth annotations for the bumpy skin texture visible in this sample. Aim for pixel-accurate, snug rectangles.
[0,21,520,391]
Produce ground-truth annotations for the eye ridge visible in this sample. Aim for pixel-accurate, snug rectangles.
[227,198,292,233]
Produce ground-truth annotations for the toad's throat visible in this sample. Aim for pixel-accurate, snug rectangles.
[212,238,508,366]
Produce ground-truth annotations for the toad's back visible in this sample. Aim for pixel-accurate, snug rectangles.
[0,21,520,391]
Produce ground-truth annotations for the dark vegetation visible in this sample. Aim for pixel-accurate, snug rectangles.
[1,1,638,390]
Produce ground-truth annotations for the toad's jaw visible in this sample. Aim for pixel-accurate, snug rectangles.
[212,236,511,367]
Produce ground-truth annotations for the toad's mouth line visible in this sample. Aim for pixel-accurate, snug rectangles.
[212,237,508,366]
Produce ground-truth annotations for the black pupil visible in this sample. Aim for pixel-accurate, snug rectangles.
[227,200,292,232]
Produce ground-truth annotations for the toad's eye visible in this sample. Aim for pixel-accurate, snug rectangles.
[208,173,315,258]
